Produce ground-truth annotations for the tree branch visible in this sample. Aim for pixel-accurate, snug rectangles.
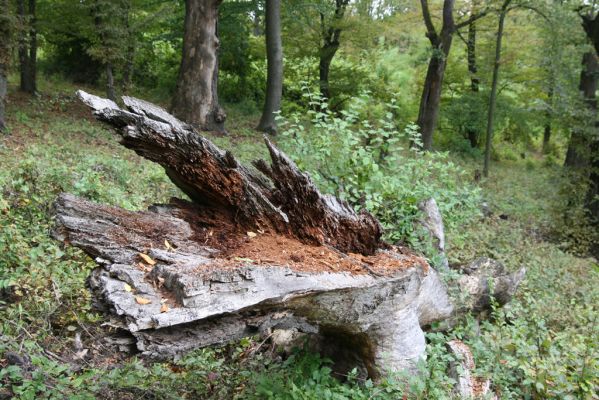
[420,0,438,44]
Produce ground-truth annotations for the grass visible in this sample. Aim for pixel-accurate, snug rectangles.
[0,79,597,399]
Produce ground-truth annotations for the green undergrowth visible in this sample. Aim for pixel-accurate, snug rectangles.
[0,83,597,399]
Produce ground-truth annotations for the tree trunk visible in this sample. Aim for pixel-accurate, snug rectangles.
[53,91,524,377]
[466,17,479,148]
[17,0,28,93]
[416,0,456,151]
[483,1,510,178]
[565,51,598,168]
[17,0,35,94]
[317,0,348,102]
[319,43,338,102]
[256,0,282,135]
[78,90,382,254]
[171,0,226,133]
[417,53,448,150]
[0,0,9,132]
[106,63,116,101]
[121,0,135,94]
[26,0,36,94]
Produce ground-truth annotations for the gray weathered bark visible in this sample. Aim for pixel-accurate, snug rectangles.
[51,91,525,378]
[447,339,497,399]
[171,0,226,133]
[257,0,283,135]
[53,190,453,376]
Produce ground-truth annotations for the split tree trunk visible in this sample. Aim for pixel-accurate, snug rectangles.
[53,91,524,377]
[0,0,9,132]
[256,0,282,135]
[416,0,455,151]
[171,0,226,133]
[318,0,348,102]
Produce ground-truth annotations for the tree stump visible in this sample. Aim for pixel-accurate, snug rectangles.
[51,91,522,378]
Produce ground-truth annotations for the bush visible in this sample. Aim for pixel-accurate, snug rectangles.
[278,92,482,249]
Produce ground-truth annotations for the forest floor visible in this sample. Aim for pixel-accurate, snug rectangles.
[0,82,597,399]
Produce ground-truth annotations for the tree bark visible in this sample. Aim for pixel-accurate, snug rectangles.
[17,0,35,94]
[77,90,382,254]
[0,0,9,132]
[256,0,282,135]
[578,11,599,256]
[466,16,479,148]
[27,0,36,93]
[106,63,116,101]
[171,0,226,133]
[121,0,135,94]
[17,0,28,93]
[50,91,524,376]
[483,0,510,178]
[318,0,349,101]
[564,51,598,168]
[416,0,455,151]
[417,54,448,150]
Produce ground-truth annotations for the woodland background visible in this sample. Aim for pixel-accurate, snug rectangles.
[0,0,598,398]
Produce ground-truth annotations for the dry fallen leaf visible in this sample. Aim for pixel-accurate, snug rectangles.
[164,239,173,250]
[247,231,257,238]
[139,253,156,265]
[123,283,132,292]
[135,296,152,305]
[160,303,170,313]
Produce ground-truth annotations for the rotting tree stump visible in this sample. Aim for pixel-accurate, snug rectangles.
[51,91,522,378]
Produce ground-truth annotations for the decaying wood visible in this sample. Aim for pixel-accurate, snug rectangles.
[50,92,525,378]
[447,339,498,399]
[76,90,382,255]
[53,192,454,376]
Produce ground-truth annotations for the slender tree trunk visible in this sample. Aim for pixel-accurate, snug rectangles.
[542,86,553,154]
[466,17,479,148]
[565,51,598,168]
[416,53,448,150]
[172,0,226,133]
[257,0,282,135]
[17,0,28,93]
[483,1,510,177]
[121,0,135,93]
[0,0,9,132]
[17,0,35,94]
[106,63,116,101]
[26,0,36,94]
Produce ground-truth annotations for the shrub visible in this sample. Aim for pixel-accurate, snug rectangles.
[278,91,482,250]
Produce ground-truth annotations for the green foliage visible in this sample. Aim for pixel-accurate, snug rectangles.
[278,91,482,248]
